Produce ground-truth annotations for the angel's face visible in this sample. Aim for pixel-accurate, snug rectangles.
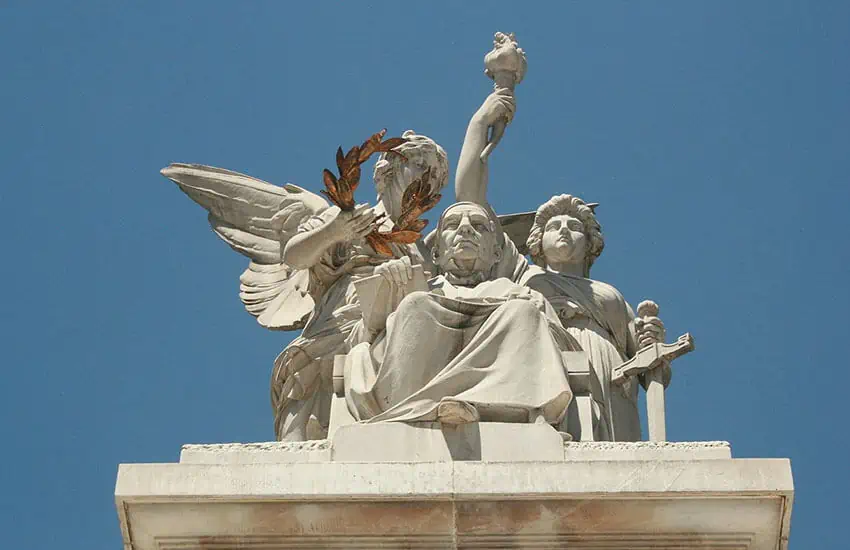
[375,159,426,221]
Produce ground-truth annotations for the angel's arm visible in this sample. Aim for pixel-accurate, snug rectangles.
[282,205,376,270]
[455,91,516,206]
[282,214,342,270]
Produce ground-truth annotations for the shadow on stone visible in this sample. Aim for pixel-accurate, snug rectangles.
[442,423,482,461]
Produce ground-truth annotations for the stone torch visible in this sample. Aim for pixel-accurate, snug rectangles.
[480,32,528,161]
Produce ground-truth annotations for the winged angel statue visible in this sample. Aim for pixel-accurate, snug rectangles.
[162,130,448,441]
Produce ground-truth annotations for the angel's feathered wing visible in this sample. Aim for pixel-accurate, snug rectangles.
[161,163,329,330]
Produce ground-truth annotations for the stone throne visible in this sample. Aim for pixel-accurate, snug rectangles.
[327,347,604,460]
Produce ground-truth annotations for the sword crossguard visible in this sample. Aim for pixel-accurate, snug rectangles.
[612,333,695,386]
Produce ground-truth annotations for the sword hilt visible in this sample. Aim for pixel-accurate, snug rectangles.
[637,300,658,318]
[636,300,660,349]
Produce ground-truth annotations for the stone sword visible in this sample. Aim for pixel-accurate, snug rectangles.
[611,301,695,441]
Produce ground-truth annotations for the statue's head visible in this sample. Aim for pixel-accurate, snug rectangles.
[432,202,503,284]
[373,130,448,220]
[526,194,604,277]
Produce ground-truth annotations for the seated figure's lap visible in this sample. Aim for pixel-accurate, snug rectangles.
[497,298,540,321]
[396,291,432,314]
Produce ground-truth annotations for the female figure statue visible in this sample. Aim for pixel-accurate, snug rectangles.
[521,195,666,441]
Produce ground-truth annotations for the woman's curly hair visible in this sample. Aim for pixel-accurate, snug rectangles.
[526,194,604,276]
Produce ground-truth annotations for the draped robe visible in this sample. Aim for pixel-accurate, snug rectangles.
[521,266,642,441]
[343,276,578,425]
[270,206,431,439]
[273,205,530,438]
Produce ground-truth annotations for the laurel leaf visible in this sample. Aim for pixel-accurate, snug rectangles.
[378,137,406,151]
[322,169,341,206]
[407,219,428,232]
[343,163,361,193]
[336,147,345,175]
[401,174,424,205]
[386,230,421,244]
[323,168,338,188]
[366,231,394,256]
[358,130,384,163]
[335,177,355,210]
[343,145,359,170]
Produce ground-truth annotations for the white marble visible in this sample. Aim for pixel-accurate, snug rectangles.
[521,195,696,442]
[331,422,565,462]
[160,31,704,445]
[177,437,733,464]
[480,31,526,161]
[563,440,731,461]
[163,132,449,441]
[116,451,792,550]
[341,202,580,428]
[128,27,797,550]
[180,440,331,464]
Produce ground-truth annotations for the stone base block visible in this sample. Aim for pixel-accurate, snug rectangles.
[120,426,789,550]
[331,421,565,462]
[117,455,792,550]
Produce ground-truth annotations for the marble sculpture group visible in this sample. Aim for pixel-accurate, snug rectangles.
[161,32,693,444]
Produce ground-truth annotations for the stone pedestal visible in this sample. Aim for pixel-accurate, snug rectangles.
[116,426,792,550]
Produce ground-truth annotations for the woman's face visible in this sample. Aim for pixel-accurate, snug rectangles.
[541,213,587,268]
[376,158,427,220]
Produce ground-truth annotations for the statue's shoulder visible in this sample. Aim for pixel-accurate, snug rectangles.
[586,277,625,300]
[522,268,629,311]
[518,264,549,285]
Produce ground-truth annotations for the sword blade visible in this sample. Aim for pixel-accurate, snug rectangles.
[646,365,667,441]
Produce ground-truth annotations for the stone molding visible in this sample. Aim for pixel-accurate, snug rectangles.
[116,457,793,550]
[565,440,729,450]
[181,440,330,453]
[178,438,732,464]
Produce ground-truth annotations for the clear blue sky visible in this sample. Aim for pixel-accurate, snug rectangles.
[1,2,847,547]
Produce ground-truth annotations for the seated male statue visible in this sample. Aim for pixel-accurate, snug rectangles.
[340,201,580,427]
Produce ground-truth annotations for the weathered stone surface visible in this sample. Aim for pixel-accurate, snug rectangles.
[116,457,793,550]
[180,440,331,464]
[563,440,731,461]
[161,131,451,442]
[331,422,565,462]
[176,437,731,464]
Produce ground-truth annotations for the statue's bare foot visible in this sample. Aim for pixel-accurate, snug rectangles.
[436,398,480,425]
